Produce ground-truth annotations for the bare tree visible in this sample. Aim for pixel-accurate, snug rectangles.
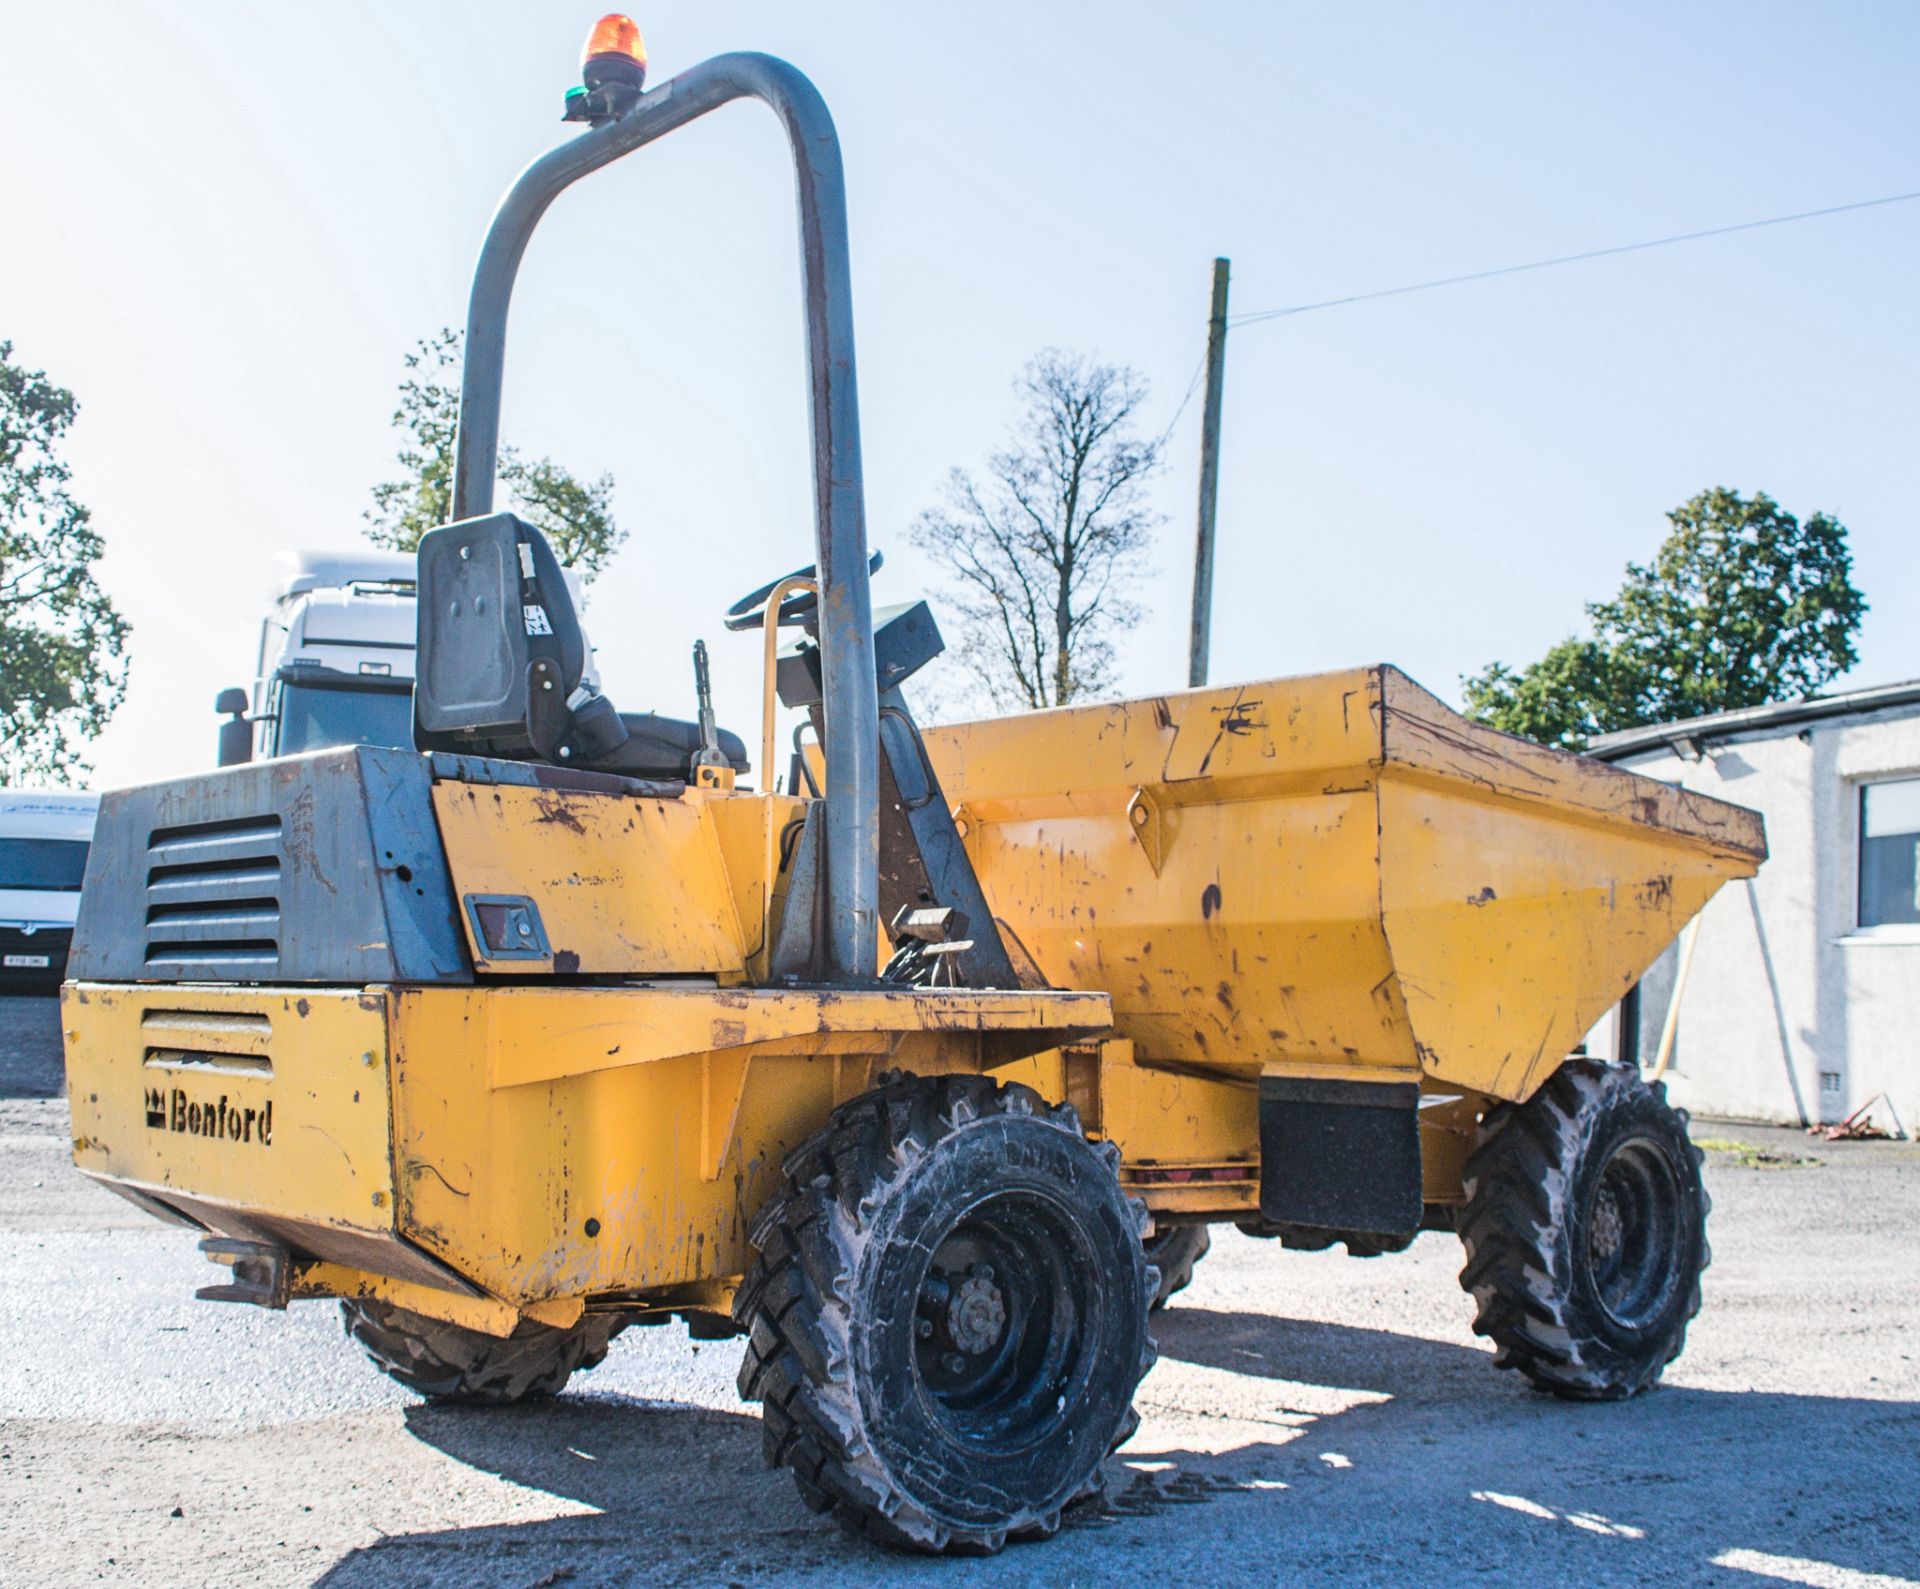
[911,350,1161,711]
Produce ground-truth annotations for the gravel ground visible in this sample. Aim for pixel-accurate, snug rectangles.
[2,996,1915,1587]
[0,991,64,1098]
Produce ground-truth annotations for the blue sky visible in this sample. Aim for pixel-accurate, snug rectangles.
[4,2,1914,789]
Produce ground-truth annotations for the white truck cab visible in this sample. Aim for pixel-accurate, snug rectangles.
[217,551,418,764]
[0,789,99,989]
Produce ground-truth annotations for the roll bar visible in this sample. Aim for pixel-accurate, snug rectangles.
[450,53,878,980]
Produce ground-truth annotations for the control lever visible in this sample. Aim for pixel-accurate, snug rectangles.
[691,639,731,787]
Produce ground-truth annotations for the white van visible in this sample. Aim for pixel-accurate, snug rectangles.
[0,790,99,990]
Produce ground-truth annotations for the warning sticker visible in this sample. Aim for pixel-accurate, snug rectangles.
[524,604,554,636]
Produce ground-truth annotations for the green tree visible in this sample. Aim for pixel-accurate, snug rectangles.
[1465,487,1867,751]
[0,342,129,784]
[366,329,625,582]
[1462,639,1627,753]
[911,350,1161,711]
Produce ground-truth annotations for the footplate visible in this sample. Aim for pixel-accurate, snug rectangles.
[195,1237,291,1309]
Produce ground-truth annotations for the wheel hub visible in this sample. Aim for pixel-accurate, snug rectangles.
[1590,1184,1625,1262]
[1585,1134,1686,1331]
[947,1269,1007,1355]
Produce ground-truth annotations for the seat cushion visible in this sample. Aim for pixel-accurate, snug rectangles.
[585,713,748,779]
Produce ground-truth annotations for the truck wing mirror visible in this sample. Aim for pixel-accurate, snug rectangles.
[215,688,252,766]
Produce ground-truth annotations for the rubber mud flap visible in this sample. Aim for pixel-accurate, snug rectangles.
[1257,1077,1422,1237]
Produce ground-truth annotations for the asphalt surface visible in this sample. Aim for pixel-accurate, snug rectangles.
[2,992,1915,1588]
[0,990,63,1098]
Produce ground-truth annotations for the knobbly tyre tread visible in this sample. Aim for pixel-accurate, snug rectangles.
[1456,1059,1710,1400]
[734,1071,1157,1554]
[1144,1223,1212,1310]
[341,1298,620,1404]
[1233,1220,1415,1258]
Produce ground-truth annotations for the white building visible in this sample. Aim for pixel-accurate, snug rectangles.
[1584,681,1920,1135]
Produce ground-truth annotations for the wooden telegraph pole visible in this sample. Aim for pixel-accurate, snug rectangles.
[1187,257,1230,688]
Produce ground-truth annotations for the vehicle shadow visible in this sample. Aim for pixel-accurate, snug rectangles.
[314,1307,1920,1588]
[1137,1307,1920,1583]
[315,1391,864,1588]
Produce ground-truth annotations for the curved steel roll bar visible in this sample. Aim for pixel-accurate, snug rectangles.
[450,53,878,980]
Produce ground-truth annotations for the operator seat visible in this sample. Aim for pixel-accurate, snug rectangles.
[413,513,745,779]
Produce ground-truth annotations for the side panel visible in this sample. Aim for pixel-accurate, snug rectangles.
[387,985,1115,1304]
[929,666,1768,1106]
[932,670,1413,1077]
[1378,776,1752,1101]
[431,782,748,978]
[391,989,834,1302]
[961,788,1413,1075]
[65,983,396,1233]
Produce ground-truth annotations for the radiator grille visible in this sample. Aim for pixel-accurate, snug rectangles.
[145,816,283,975]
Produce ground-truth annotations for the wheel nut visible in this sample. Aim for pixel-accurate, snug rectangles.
[917,1317,933,1339]
[945,1353,967,1375]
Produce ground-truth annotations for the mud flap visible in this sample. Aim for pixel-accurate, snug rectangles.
[1257,1077,1422,1237]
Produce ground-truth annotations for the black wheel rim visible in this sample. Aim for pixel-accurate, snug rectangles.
[911,1191,1101,1455]
[1584,1135,1685,1331]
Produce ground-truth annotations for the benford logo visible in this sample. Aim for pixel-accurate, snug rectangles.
[143,1086,273,1146]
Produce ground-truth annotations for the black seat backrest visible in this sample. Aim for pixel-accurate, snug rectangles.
[415,513,585,750]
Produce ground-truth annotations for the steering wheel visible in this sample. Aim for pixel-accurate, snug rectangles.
[723,551,883,632]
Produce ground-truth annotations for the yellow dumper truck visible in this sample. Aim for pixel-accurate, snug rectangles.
[63,17,1766,1555]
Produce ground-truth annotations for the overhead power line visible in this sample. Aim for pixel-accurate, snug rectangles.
[1156,355,1208,448]
[1228,189,1920,328]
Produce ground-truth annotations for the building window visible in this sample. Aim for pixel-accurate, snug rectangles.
[1859,777,1920,928]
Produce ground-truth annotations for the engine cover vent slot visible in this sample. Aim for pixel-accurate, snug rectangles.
[140,1008,274,1076]
[144,816,283,974]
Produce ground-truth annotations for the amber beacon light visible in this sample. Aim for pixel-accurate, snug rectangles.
[563,13,648,123]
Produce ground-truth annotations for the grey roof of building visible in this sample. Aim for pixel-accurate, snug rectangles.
[1588,677,1920,762]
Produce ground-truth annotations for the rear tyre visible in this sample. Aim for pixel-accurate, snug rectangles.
[341,1298,620,1404]
[1144,1223,1212,1310]
[1456,1060,1709,1400]
[734,1072,1156,1554]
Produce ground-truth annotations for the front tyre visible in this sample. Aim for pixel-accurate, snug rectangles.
[1456,1060,1709,1400]
[341,1298,620,1404]
[734,1073,1157,1554]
